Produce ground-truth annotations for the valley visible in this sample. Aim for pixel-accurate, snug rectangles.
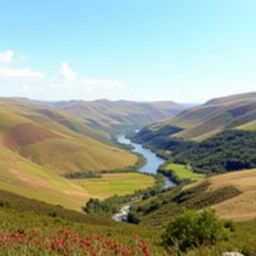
[2,2,256,254]
[0,92,255,255]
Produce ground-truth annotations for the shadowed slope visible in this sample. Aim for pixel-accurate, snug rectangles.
[138,92,256,142]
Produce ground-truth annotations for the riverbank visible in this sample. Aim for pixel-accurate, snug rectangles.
[110,135,177,222]
[116,134,176,188]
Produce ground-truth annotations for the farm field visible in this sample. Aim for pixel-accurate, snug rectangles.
[0,145,156,211]
[162,163,205,182]
[74,172,155,199]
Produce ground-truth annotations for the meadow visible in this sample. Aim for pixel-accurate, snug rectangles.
[159,163,205,183]
[74,172,155,199]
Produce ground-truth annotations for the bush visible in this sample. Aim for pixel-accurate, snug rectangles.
[127,211,141,224]
[162,209,233,251]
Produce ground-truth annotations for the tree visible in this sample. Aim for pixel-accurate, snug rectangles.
[162,209,233,251]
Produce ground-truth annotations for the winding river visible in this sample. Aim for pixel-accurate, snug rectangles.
[113,135,176,221]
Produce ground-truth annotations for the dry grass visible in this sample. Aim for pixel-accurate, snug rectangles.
[184,169,256,221]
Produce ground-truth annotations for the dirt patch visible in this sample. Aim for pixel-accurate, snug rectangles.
[8,168,52,190]
[3,123,60,149]
[102,173,130,179]
[62,190,91,201]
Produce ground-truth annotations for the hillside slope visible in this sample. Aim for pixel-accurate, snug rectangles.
[130,169,256,227]
[0,98,137,175]
[54,99,185,133]
[141,92,256,142]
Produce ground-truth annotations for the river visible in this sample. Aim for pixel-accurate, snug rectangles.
[112,135,176,222]
[116,134,175,188]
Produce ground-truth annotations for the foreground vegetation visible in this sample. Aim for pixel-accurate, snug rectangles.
[163,209,235,252]
[1,180,256,255]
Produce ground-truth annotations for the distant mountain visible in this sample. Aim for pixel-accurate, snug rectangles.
[54,99,186,133]
[139,92,256,142]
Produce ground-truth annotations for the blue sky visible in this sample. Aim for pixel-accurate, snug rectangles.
[0,0,255,103]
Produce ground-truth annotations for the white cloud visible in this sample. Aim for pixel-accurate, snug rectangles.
[0,50,14,64]
[0,67,45,80]
[59,62,77,80]
[54,62,123,90]
[0,53,123,100]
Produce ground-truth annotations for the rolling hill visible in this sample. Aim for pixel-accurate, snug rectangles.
[0,98,137,175]
[54,99,185,133]
[0,98,153,210]
[139,92,256,142]
[130,168,256,227]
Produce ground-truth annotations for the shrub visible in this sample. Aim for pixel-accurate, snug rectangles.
[162,209,233,251]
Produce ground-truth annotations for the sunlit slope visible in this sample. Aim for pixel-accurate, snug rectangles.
[145,92,256,141]
[0,144,92,211]
[0,99,137,175]
[133,169,256,226]
[55,99,185,132]
[186,169,256,221]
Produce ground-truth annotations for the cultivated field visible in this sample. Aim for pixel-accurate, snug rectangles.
[74,172,155,199]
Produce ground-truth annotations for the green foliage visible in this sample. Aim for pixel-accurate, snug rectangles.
[158,163,205,184]
[131,181,240,227]
[135,129,256,174]
[84,174,165,217]
[162,209,233,251]
[0,189,114,225]
[127,211,141,224]
[173,130,256,173]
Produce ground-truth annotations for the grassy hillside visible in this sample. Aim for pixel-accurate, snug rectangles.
[0,140,155,211]
[0,189,165,255]
[1,182,256,255]
[0,98,164,211]
[129,168,256,230]
[54,99,185,133]
[0,98,137,175]
[139,92,256,142]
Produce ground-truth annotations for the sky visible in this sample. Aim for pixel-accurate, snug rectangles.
[0,0,256,103]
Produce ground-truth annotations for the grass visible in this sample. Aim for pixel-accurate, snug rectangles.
[237,119,256,131]
[0,144,154,211]
[0,100,137,175]
[200,169,256,221]
[0,189,165,255]
[74,172,155,199]
[0,144,92,211]
[0,99,148,211]
[162,163,205,182]
[1,189,256,256]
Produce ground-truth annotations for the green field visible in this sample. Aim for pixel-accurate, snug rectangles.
[74,172,155,199]
[162,163,205,182]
